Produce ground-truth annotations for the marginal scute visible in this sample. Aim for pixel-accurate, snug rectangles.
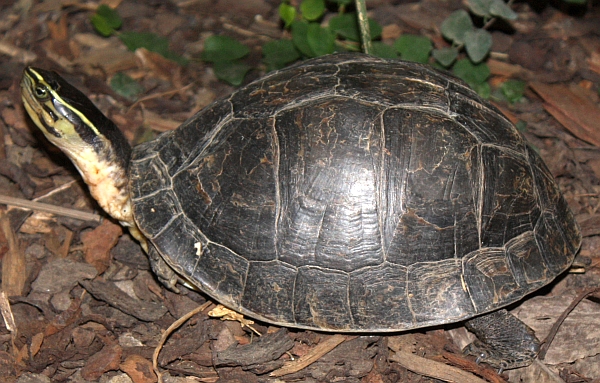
[151,215,206,276]
[293,267,353,330]
[349,262,411,329]
[534,212,574,274]
[133,189,179,238]
[463,247,523,313]
[129,145,172,201]
[192,241,249,308]
[407,260,474,323]
[129,53,581,331]
[241,260,296,325]
[505,231,548,286]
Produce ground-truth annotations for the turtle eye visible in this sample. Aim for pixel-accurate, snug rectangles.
[34,85,50,100]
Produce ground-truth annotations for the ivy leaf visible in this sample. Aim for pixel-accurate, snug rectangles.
[291,20,315,57]
[110,72,143,101]
[91,15,115,37]
[329,13,382,42]
[279,2,297,28]
[201,35,250,62]
[120,32,187,65]
[453,58,490,96]
[213,61,251,86]
[307,23,335,56]
[467,0,493,17]
[432,47,458,67]
[371,42,398,59]
[489,0,518,20]
[500,79,526,103]
[394,35,432,64]
[263,39,300,71]
[300,0,325,21]
[440,10,473,45]
[464,28,492,63]
[91,4,122,36]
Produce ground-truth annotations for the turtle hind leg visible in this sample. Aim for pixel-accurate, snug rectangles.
[463,309,540,372]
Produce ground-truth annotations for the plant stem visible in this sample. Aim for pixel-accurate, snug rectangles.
[355,0,371,54]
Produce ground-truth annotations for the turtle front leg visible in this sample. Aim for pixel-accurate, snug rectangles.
[463,309,540,372]
[148,246,181,292]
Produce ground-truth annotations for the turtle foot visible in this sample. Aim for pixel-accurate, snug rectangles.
[463,309,540,372]
[148,246,181,293]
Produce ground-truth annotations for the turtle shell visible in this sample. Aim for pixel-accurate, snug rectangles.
[129,53,581,332]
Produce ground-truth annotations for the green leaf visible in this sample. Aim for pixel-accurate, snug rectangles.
[119,32,187,65]
[453,59,490,90]
[329,13,358,40]
[300,0,325,21]
[368,19,383,41]
[394,34,432,64]
[329,0,353,5]
[91,14,115,37]
[96,5,122,29]
[489,0,517,20]
[329,13,382,42]
[432,47,458,67]
[110,72,144,101]
[307,23,335,56]
[91,4,122,37]
[467,0,492,17]
[213,61,251,86]
[201,35,250,62]
[291,20,315,57]
[464,28,492,63]
[279,3,297,28]
[441,10,473,44]
[472,81,491,98]
[371,43,398,59]
[263,39,301,70]
[371,42,398,59]
[500,79,526,103]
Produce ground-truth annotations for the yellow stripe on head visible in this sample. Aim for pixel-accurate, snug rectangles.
[21,67,131,172]
[20,66,135,226]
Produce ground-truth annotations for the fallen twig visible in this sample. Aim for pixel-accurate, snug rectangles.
[153,301,212,383]
[270,334,347,377]
[539,287,600,360]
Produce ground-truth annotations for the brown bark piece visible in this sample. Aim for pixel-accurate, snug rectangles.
[81,219,123,273]
[270,334,347,377]
[81,344,123,381]
[0,213,26,296]
[120,354,157,383]
[530,82,600,147]
[79,279,167,321]
[213,328,294,368]
[390,349,490,383]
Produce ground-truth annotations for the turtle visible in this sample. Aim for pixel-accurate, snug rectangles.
[21,53,581,371]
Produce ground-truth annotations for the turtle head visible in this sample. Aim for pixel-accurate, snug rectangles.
[21,67,135,227]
